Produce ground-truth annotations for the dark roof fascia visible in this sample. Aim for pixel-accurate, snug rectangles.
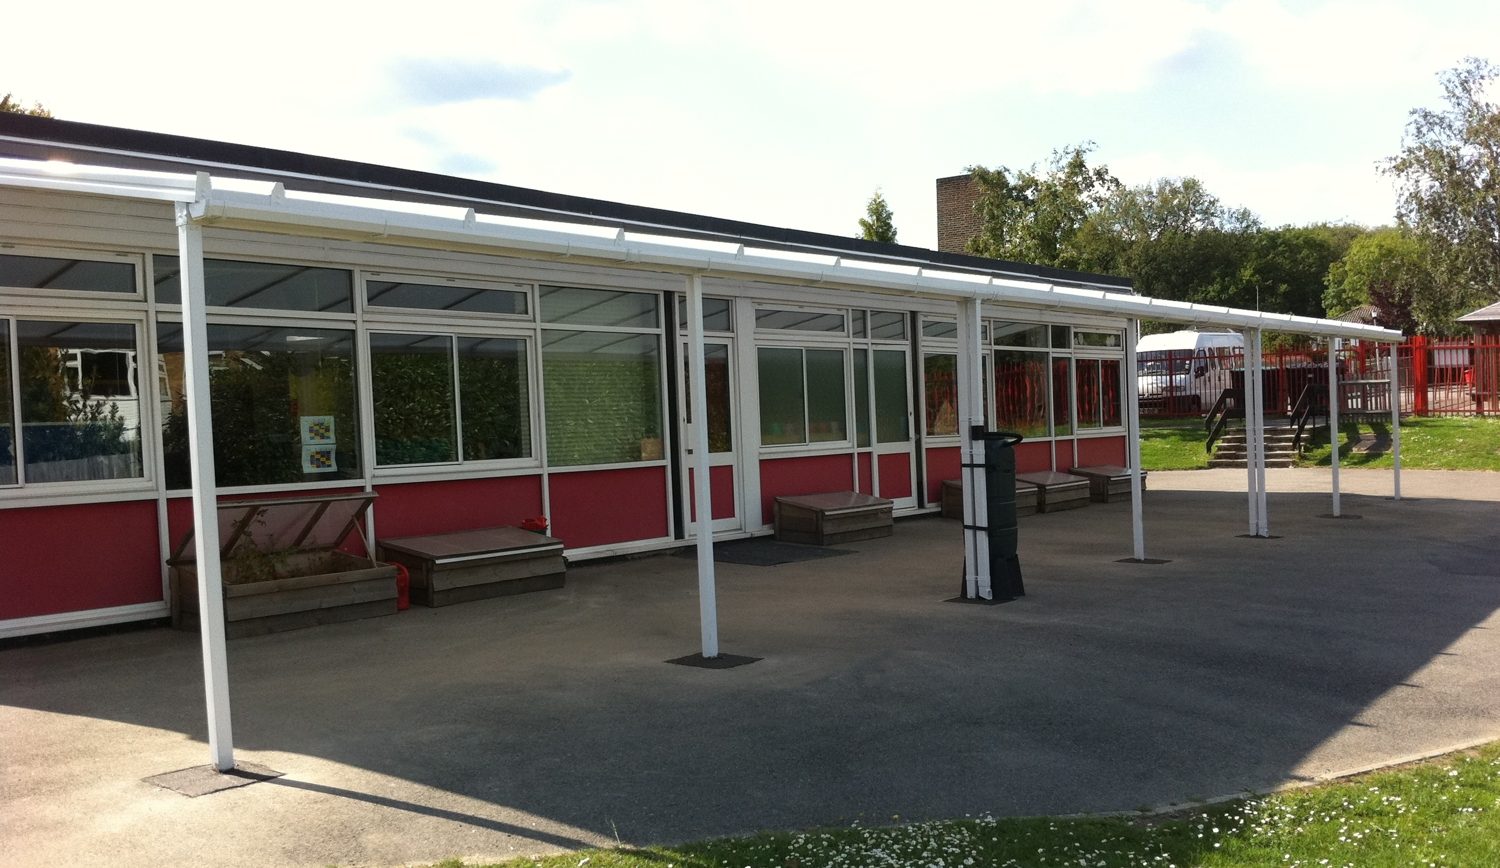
[0,114,1133,292]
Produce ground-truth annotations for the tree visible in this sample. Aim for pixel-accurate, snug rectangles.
[857,190,898,244]
[0,92,52,117]
[966,143,1121,269]
[1324,227,1431,334]
[1385,57,1500,330]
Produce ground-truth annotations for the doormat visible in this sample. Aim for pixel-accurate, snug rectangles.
[675,539,854,566]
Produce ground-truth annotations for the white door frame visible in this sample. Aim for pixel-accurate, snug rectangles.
[679,336,742,535]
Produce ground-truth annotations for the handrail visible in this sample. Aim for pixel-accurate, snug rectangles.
[1204,386,1242,453]
[1290,382,1316,451]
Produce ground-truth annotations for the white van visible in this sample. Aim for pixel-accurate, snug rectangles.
[1136,330,1244,414]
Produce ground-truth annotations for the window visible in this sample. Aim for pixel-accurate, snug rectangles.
[1,252,136,295]
[923,353,958,437]
[993,322,1049,349]
[541,285,657,328]
[872,349,909,442]
[158,323,360,488]
[6,320,144,484]
[370,333,457,465]
[1051,356,1073,436]
[1074,330,1123,348]
[153,256,353,313]
[923,318,957,340]
[1075,357,1123,429]
[458,337,532,461]
[993,350,1049,439]
[757,347,847,445]
[675,296,734,332]
[868,311,907,341]
[366,277,528,317]
[755,307,846,333]
[542,330,661,465]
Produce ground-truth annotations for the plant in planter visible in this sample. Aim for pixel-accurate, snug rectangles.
[168,492,399,638]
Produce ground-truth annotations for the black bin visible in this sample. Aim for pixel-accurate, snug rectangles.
[964,428,1025,601]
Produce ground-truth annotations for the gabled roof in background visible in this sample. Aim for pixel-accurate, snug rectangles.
[1458,300,1500,323]
[0,113,1132,293]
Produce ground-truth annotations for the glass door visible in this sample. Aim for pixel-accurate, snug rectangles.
[855,346,917,509]
[679,339,740,534]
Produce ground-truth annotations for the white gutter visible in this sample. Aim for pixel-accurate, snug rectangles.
[0,158,1404,342]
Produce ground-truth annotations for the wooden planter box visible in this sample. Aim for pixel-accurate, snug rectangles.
[171,550,398,639]
[1014,471,1091,513]
[941,479,1039,518]
[1070,465,1148,503]
[379,527,566,607]
[774,491,893,545]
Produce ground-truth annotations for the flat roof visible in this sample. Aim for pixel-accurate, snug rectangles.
[0,113,1132,293]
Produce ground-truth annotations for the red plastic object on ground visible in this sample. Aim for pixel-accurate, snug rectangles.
[519,516,549,533]
[390,562,410,611]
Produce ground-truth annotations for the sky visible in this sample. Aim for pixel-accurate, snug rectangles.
[5,0,1498,250]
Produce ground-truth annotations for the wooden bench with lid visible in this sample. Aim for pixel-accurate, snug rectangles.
[379,526,566,607]
[773,491,893,546]
[1014,471,1091,513]
[1069,465,1148,503]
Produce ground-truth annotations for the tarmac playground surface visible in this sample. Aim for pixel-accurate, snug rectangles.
[3,468,1499,867]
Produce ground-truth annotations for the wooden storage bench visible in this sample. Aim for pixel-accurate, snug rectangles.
[379,527,566,607]
[1070,465,1147,503]
[941,478,1038,519]
[774,491,893,545]
[1014,471,1090,513]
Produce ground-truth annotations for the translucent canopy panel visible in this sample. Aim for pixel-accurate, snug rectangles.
[170,492,375,563]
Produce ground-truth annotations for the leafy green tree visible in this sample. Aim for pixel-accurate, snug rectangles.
[0,93,52,117]
[1385,57,1500,330]
[857,190,898,243]
[1324,227,1430,333]
[966,143,1121,269]
[1231,224,1364,318]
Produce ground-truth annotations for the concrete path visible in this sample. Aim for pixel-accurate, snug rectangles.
[3,468,1499,867]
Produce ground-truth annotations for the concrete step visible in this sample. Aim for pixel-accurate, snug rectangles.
[1208,458,1298,469]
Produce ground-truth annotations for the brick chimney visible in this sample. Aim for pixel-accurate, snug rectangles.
[935,173,982,254]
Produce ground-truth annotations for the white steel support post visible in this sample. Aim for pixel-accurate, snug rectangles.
[685,275,719,658]
[176,198,235,772]
[1125,318,1146,560]
[956,298,991,599]
[1243,330,1260,536]
[1328,338,1341,517]
[1389,341,1402,501]
[1253,330,1269,536]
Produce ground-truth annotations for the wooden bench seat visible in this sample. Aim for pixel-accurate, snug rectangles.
[774,491,893,546]
[1013,471,1091,513]
[941,478,1038,519]
[1070,465,1147,503]
[378,527,566,607]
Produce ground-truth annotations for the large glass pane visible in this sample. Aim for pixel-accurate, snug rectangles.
[17,320,142,483]
[540,286,657,328]
[1,253,135,294]
[869,311,908,341]
[159,324,361,488]
[1101,358,1123,427]
[993,322,1049,349]
[367,279,528,316]
[543,330,661,465]
[874,350,910,443]
[993,350,1050,439]
[1074,330,1122,348]
[0,321,14,484]
[923,319,958,339]
[1076,357,1103,430]
[755,308,846,333]
[805,349,847,443]
[757,347,805,446]
[459,336,532,461]
[154,256,353,313]
[370,333,457,466]
[924,353,958,436]
[1051,356,1074,436]
[853,349,870,448]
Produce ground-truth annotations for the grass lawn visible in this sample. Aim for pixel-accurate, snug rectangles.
[1138,416,1210,471]
[1298,416,1500,471]
[432,742,1500,867]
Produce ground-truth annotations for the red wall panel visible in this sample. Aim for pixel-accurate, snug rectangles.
[759,454,855,523]
[1,500,162,620]
[924,446,960,504]
[1015,441,1052,475]
[372,476,543,540]
[1054,439,1076,472]
[549,466,669,549]
[877,452,912,500]
[1076,436,1127,468]
[855,452,875,496]
[687,465,737,521]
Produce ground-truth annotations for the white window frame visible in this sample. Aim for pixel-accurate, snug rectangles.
[362,270,533,323]
[0,243,145,304]
[755,342,853,452]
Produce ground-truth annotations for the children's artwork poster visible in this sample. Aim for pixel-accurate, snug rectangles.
[301,444,338,473]
[300,415,335,445]
[300,415,336,473]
